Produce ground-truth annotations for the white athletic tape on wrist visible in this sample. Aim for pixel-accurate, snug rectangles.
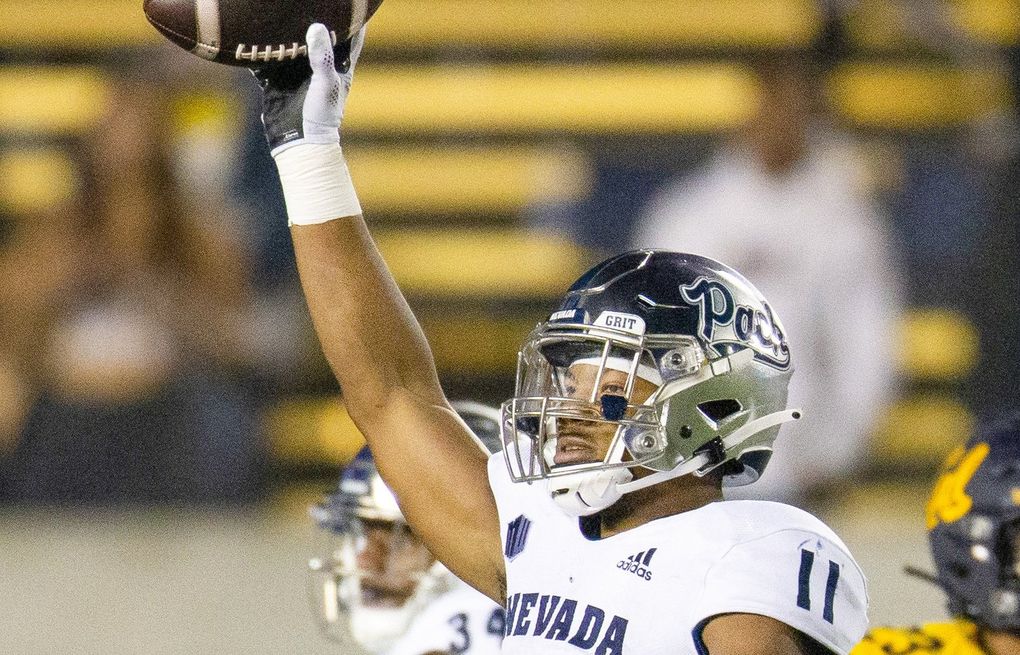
[273,143,362,225]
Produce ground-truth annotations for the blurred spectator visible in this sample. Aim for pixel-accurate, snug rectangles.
[0,151,83,495]
[632,56,904,505]
[2,69,268,504]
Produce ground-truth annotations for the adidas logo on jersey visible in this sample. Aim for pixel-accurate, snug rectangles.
[616,548,657,581]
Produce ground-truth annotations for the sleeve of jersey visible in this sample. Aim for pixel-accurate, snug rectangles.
[693,530,869,655]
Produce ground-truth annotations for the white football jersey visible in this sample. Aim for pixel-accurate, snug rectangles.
[488,454,868,654]
[385,576,505,655]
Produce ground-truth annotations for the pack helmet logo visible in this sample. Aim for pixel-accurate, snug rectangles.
[679,277,791,370]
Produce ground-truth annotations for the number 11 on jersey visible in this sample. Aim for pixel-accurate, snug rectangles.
[797,548,840,624]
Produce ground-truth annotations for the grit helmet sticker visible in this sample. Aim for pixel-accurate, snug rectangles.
[592,311,646,336]
[680,276,791,370]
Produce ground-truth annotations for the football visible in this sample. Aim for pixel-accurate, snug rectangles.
[143,0,385,66]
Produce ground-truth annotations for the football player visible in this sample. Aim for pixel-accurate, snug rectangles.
[251,24,869,654]
[307,402,506,655]
[852,416,1020,655]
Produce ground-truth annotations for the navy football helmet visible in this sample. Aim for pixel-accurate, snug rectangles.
[927,415,1020,631]
[501,250,800,516]
[307,401,501,651]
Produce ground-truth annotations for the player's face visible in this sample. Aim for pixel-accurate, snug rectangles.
[355,519,434,607]
[553,363,658,467]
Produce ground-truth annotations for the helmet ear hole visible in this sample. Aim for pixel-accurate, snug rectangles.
[697,399,743,425]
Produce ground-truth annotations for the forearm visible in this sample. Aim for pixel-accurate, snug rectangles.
[271,134,445,420]
[254,24,505,600]
[291,216,445,422]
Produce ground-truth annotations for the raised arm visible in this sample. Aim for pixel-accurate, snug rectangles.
[255,24,505,602]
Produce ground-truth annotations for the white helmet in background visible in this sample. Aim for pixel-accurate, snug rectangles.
[307,401,502,651]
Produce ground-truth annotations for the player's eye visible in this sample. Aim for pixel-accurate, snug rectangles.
[600,383,626,398]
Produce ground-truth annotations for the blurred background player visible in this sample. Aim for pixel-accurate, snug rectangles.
[853,415,1020,655]
[307,402,505,655]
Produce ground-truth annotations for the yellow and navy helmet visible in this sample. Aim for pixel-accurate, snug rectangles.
[927,415,1020,631]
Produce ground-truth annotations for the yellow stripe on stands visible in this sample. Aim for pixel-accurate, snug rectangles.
[369,0,821,49]
[349,146,592,214]
[0,148,79,213]
[0,0,156,47]
[898,309,979,381]
[951,0,1020,45]
[829,63,1012,128]
[0,67,110,134]
[873,395,974,466]
[421,315,539,373]
[345,63,756,135]
[267,397,365,467]
[7,0,1006,56]
[0,0,818,50]
[374,229,591,298]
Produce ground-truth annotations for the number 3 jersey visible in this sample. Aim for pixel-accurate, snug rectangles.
[386,577,505,655]
[488,454,869,654]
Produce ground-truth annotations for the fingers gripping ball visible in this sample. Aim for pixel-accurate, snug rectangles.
[260,24,364,225]
[257,24,364,155]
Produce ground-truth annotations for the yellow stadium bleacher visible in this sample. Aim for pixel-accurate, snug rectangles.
[1,0,821,51]
[872,394,975,468]
[0,0,155,48]
[897,308,980,382]
[847,0,1020,49]
[0,148,80,213]
[344,63,1008,135]
[952,0,1020,45]
[367,0,822,50]
[5,0,1013,52]
[267,396,364,467]
[870,308,980,470]
[349,145,593,214]
[0,67,110,134]
[829,63,1013,129]
[0,62,1007,140]
[374,227,592,298]
[344,63,758,135]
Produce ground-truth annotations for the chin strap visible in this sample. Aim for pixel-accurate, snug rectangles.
[548,436,634,517]
[615,407,801,496]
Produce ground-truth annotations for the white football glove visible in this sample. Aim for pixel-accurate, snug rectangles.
[255,23,365,157]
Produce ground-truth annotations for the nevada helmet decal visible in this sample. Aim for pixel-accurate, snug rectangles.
[680,277,791,370]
